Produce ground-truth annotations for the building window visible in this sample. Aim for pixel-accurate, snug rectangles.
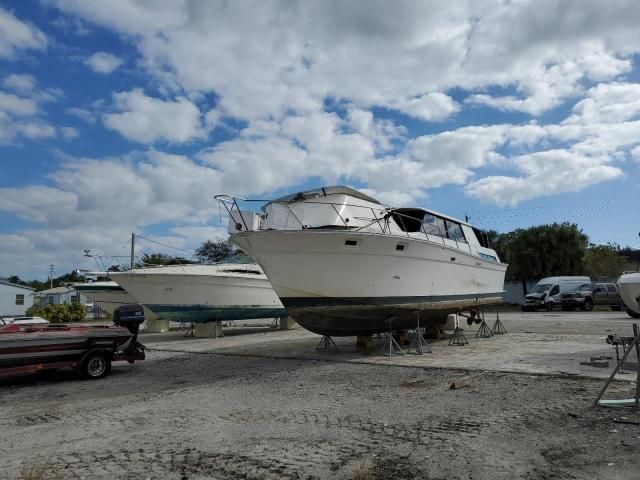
[15,294,24,305]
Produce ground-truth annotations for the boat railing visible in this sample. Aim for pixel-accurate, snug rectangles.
[215,194,472,253]
[214,194,393,235]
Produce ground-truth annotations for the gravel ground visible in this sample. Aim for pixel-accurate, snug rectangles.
[1,312,640,480]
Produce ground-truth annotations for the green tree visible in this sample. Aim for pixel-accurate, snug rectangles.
[138,253,195,266]
[584,243,626,280]
[194,239,237,263]
[497,223,589,295]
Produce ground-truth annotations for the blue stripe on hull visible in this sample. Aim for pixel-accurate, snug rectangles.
[280,292,504,309]
[146,305,288,323]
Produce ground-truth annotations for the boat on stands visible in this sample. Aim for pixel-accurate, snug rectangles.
[0,304,145,380]
[109,259,287,324]
[72,281,158,321]
[618,272,640,318]
[218,186,507,336]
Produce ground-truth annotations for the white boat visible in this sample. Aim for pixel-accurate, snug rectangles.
[219,186,507,336]
[72,281,159,321]
[108,261,287,324]
[618,272,640,318]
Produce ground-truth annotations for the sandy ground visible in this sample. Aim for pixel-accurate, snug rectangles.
[1,311,639,480]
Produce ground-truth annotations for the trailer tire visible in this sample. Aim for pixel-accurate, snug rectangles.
[81,351,111,379]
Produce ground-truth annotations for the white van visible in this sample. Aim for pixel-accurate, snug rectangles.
[522,276,591,311]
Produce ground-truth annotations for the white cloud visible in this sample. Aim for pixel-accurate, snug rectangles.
[0,91,38,116]
[3,74,36,93]
[0,7,47,59]
[60,126,79,139]
[103,89,208,143]
[85,51,123,74]
[66,107,97,124]
[564,82,640,125]
[465,150,623,206]
[390,93,460,122]
[52,0,640,121]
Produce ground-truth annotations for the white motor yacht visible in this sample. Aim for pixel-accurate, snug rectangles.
[72,281,158,321]
[618,272,640,318]
[109,259,287,324]
[219,186,507,336]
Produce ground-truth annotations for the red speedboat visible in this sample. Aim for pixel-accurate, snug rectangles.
[0,304,145,380]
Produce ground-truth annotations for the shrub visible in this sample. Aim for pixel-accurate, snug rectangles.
[25,303,85,323]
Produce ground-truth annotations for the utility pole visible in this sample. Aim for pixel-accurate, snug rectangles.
[49,264,55,289]
[130,233,135,270]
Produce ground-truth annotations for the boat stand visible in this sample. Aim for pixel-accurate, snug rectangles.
[595,323,640,412]
[475,310,494,338]
[407,313,431,354]
[492,312,507,335]
[316,335,338,353]
[449,327,469,346]
[270,317,280,329]
[183,322,195,337]
[378,318,404,356]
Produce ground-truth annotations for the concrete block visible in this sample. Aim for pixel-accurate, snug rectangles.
[356,335,374,353]
[146,319,170,333]
[279,316,299,330]
[194,321,224,338]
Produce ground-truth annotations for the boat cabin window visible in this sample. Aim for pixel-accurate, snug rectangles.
[444,220,467,243]
[391,209,424,233]
[473,227,491,248]
[423,213,446,236]
[344,239,359,247]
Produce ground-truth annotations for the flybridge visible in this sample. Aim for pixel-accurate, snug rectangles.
[215,186,501,263]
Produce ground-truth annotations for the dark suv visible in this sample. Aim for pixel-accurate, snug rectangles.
[561,283,623,311]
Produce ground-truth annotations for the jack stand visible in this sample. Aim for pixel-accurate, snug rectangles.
[614,343,628,374]
[378,318,404,356]
[184,322,195,337]
[492,312,507,335]
[476,311,494,338]
[316,335,338,353]
[270,317,280,329]
[449,327,469,346]
[407,313,432,354]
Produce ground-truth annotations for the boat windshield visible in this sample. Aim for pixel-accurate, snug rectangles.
[532,284,552,294]
[222,252,255,264]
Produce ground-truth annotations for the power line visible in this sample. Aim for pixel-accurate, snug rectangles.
[134,234,196,255]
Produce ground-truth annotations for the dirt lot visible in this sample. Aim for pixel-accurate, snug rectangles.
[1,311,639,480]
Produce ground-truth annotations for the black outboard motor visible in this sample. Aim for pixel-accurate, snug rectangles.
[113,304,145,354]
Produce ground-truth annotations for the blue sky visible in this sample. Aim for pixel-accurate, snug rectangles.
[1,0,639,280]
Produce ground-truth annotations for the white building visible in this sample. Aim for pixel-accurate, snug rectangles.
[35,286,85,306]
[0,279,35,316]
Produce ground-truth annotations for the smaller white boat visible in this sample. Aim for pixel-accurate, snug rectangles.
[108,259,287,324]
[72,281,158,321]
[618,272,640,318]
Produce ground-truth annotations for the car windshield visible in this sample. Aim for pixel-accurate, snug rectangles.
[532,284,551,293]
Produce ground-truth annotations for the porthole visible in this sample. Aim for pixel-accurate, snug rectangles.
[344,239,359,247]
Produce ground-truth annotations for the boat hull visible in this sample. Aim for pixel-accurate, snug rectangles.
[73,282,159,320]
[618,273,640,315]
[110,265,287,324]
[231,230,506,336]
